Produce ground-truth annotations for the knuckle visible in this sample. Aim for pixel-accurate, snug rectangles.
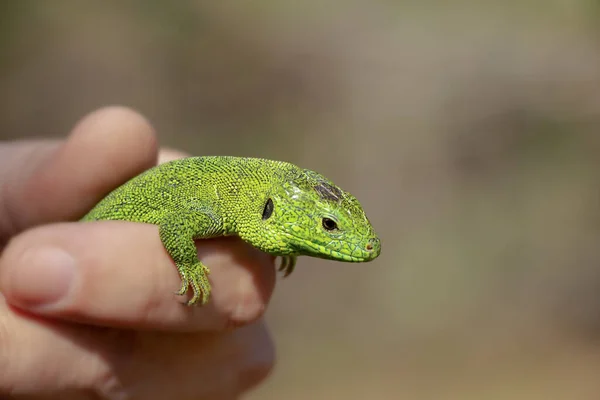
[224,292,267,329]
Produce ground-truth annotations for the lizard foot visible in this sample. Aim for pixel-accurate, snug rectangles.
[175,262,212,306]
[278,256,297,278]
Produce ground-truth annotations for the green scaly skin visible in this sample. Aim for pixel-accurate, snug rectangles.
[81,156,381,306]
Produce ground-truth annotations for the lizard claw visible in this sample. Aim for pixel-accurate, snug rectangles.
[278,256,297,278]
[175,262,212,306]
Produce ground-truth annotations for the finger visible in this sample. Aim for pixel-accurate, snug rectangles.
[235,319,275,392]
[114,319,275,400]
[0,303,274,398]
[0,106,158,243]
[0,298,114,395]
[0,221,277,331]
[158,147,190,164]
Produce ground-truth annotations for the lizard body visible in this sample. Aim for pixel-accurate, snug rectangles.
[82,156,380,305]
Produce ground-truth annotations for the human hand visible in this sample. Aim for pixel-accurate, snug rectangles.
[0,107,276,399]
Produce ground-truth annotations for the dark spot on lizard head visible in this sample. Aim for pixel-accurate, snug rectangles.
[313,181,343,202]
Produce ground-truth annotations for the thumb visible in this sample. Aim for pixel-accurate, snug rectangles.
[0,106,158,245]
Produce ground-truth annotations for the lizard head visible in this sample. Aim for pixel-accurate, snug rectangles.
[252,168,381,262]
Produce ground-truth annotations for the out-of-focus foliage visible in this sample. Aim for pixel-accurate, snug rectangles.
[3,1,600,398]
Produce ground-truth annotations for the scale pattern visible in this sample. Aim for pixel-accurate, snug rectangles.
[82,156,381,305]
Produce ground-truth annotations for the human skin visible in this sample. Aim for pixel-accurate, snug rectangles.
[0,107,276,399]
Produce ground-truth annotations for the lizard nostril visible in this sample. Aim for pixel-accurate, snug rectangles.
[366,237,380,252]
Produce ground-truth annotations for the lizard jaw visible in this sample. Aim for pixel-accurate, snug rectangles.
[285,233,380,263]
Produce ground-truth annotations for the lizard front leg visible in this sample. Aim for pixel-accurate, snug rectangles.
[159,208,223,306]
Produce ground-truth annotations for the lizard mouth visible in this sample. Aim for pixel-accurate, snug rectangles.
[286,233,379,262]
[321,249,375,262]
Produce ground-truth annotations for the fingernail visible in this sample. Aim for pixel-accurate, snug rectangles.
[8,246,75,307]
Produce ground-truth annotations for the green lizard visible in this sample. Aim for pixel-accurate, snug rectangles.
[82,156,381,306]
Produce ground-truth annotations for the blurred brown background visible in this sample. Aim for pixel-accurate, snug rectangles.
[3,1,600,398]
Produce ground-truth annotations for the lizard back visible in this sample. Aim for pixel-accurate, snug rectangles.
[82,156,297,233]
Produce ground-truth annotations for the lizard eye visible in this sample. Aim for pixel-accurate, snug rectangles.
[322,218,338,231]
[262,198,274,220]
